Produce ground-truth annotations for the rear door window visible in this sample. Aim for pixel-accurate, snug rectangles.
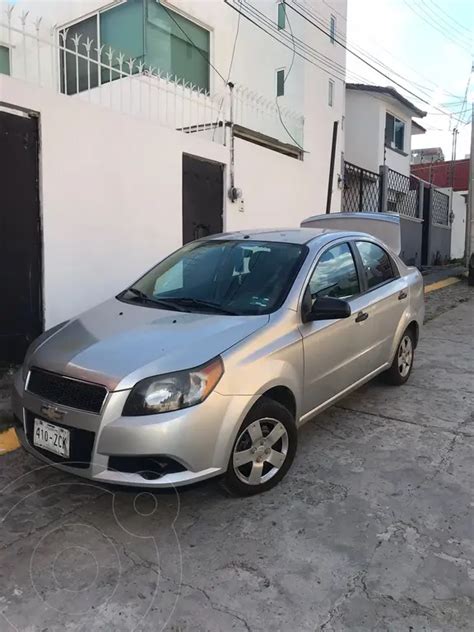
[355,241,395,290]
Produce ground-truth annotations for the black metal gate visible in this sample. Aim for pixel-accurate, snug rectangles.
[0,110,42,364]
[342,162,381,213]
[182,154,224,245]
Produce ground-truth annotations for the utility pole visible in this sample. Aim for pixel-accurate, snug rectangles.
[449,127,458,228]
[466,100,474,271]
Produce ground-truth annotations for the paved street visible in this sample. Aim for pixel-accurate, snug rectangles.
[0,296,473,631]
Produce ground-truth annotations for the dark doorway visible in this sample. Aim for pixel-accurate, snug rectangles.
[421,184,431,266]
[182,154,224,245]
[0,109,42,364]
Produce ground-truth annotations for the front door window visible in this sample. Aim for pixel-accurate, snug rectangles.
[308,242,360,303]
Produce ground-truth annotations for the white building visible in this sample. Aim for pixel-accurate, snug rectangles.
[345,83,426,177]
[0,0,347,361]
[343,83,455,268]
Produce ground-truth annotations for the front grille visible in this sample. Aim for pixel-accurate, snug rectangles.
[108,455,187,480]
[25,411,95,469]
[27,368,107,414]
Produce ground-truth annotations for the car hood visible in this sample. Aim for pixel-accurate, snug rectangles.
[29,299,269,391]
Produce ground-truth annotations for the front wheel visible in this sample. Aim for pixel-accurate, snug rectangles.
[222,398,297,496]
[384,328,415,385]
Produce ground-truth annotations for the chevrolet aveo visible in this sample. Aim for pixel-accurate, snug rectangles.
[12,214,424,496]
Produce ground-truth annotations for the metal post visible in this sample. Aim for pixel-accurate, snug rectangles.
[379,165,388,213]
[418,178,424,220]
[358,168,363,213]
[466,99,474,271]
[228,81,235,195]
[449,127,458,230]
[326,121,338,214]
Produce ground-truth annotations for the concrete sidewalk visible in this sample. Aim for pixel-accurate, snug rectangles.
[0,303,473,631]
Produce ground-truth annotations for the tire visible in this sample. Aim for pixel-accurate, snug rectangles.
[384,328,415,386]
[222,397,297,497]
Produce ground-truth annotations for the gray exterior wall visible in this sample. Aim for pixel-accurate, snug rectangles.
[399,216,423,267]
[429,224,451,265]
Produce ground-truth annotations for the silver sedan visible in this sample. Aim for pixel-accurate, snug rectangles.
[12,215,424,495]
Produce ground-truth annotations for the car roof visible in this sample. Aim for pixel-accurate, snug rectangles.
[208,228,344,245]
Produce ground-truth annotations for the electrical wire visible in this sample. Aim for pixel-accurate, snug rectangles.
[228,0,377,87]
[223,0,350,81]
[420,0,474,45]
[274,2,304,150]
[240,0,347,79]
[160,4,227,84]
[315,0,465,100]
[456,72,472,126]
[295,0,447,100]
[286,0,469,126]
[423,0,474,37]
[227,0,242,81]
[212,0,243,141]
[402,0,472,53]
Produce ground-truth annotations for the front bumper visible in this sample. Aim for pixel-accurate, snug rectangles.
[12,371,254,488]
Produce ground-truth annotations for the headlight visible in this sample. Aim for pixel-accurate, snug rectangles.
[123,356,224,416]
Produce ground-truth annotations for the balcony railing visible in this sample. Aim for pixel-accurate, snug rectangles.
[1,5,304,147]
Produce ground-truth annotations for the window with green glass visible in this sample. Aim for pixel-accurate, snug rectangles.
[145,0,210,92]
[100,0,144,83]
[60,16,99,94]
[277,2,286,30]
[59,0,210,95]
[276,68,285,97]
[0,45,10,75]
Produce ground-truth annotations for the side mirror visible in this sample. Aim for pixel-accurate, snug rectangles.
[303,297,351,322]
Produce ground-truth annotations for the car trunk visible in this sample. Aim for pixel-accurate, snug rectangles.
[301,212,401,255]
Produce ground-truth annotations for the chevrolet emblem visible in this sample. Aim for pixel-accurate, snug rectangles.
[40,404,65,423]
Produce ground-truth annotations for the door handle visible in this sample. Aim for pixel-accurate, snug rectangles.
[398,289,408,300]
[355,311,369,323]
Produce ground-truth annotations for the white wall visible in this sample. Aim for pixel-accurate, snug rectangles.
[1,0,347,202]
[438,187,467,260]
[345,89,417,177]
[345,90,380,173]
[1,75,334,329]
[1,0,306,122]
[0,0,348,331]
[1,75,227,328]
[230,137,312,230]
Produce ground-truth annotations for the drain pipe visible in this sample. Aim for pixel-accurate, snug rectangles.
[227,82,242,203]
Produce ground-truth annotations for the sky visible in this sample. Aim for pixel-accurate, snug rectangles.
[345,0,473,160]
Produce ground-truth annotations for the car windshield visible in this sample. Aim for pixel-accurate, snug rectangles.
[118,239,307,316]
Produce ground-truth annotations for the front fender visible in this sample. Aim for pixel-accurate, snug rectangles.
[215,318,304,421]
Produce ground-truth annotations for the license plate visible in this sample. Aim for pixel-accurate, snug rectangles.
[33,418,70,458]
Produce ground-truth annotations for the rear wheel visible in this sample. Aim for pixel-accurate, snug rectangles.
[222,398,297,496]
[384,328,415,385]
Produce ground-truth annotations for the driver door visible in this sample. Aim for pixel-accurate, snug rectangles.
[299,241,364,416]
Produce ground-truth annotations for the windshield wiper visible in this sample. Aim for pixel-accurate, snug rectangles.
[165,297,238,315]
[119,288,188,311]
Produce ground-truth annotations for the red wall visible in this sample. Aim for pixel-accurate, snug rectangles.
[411,158,469,191]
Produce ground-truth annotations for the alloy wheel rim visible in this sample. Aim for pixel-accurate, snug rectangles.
[233,417,289,486]
[398,335,413,377]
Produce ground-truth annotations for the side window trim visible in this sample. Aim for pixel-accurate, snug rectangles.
[351,239,400,296]
[348,240,368,294]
